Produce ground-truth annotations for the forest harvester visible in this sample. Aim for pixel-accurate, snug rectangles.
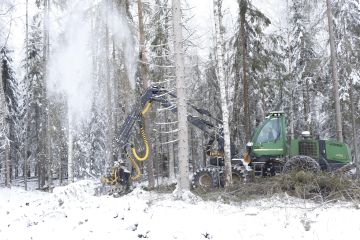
[101,85,352,191]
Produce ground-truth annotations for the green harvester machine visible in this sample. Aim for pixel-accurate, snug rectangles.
[192,111,353,188]
[245,111,351,174]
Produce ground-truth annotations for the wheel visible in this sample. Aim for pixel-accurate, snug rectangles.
[219,165,245,187]
[192,167,220,190]
[282,155,320,173]
[231,165,245,185]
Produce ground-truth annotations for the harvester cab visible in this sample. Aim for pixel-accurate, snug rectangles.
[249,111,287,159]
[244,111,352,175]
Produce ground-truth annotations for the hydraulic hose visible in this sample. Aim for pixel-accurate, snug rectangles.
[126,152,141,181]
[141,101,152,115]
[131,101,152,161]
[131,126,150,161]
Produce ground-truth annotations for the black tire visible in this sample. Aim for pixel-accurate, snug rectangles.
[192,167,220,190]
[231,165,245,185]
[282,155,320,173]
[219,165,245,187]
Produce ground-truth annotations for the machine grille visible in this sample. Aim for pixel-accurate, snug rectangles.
[299,141,317,158]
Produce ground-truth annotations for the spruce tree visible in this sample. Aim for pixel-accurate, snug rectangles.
[1,47,19,181]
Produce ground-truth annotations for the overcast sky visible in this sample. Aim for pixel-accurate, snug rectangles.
[5,0,286,76]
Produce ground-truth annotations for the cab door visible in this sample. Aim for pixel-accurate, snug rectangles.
[252,117,285,157]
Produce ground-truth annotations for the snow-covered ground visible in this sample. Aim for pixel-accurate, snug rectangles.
[1,180,360,240]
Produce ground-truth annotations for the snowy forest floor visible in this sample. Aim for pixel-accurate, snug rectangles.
[1,179,360,240]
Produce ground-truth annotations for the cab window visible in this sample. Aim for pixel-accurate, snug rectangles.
[256,118,280,144]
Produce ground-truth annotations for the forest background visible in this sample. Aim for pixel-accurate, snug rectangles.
[0,0,359,190]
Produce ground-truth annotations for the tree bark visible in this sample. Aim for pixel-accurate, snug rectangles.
[239,0,251,143]
[5,139,10,187]
[172,0,190,192]
[326,0,343,142]
[344,27,359,176]
[349,86,359,175]
[232,52,241,146]
[164,111,175,179]
[213,0,232,187]
[286,0,295,140]
[105,0,114,173]
[137,0,155,189]
[191,128,196,172]
[46,0,52,191]
[67,110,74,183]
[39,0,49,189]
[24,0,29,190]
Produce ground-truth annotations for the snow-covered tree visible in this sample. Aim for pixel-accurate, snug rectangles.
[172,0,190,193]
[333,0,360,170]
[1,47,19,185]
[213,0,232,187]
[326,0,343,142]
[22,12,47,188]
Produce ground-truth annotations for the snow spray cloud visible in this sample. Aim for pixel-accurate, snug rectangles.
[48,0,94,122]
[100,3,137,90]
[48,0,137,124]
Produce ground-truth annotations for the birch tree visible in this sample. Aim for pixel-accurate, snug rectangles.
[172,0,190,192]
[213,0,232,187]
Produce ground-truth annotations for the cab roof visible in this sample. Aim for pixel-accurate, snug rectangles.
[266,111,285,118]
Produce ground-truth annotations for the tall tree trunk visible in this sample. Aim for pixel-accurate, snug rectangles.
[349,86,359,174]
[168,140,175,179]
[46,0,53,189]
[46,0,52,192]
[165,86,175,180]
[202,137,207,167]
[305,78,311,131]
[342,22,359,175]
[105,0,114,173]
[67,110,74,183]
[166,109,175,179]
[213,0,232,187]
[137,0,155,189]
[232,56,241,146]
[39,0,49,189]
[46,113,53,192]
[24,0,29,190]
[172,0,190,192]
[302,78,310,129]
[59,151,63,185]
[326,0,343,142]
[239,0,251,143]
[191,128,196,172]
[5,141,10,187]
[286,0,295,140]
